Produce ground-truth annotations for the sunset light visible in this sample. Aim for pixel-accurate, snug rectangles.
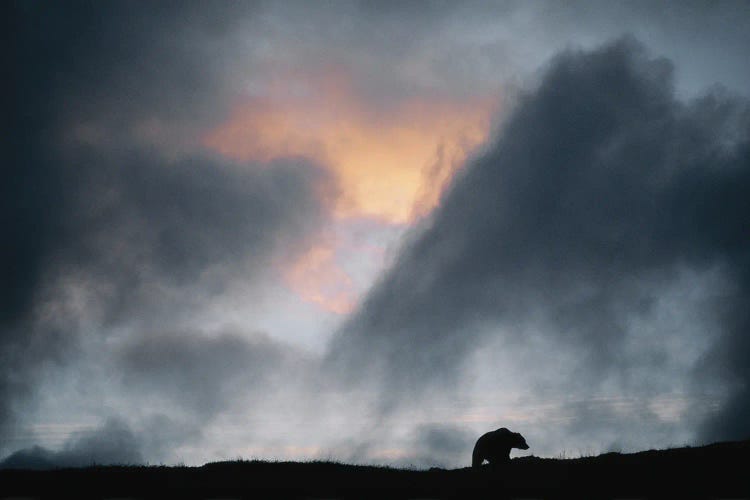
[281,238,357,315]
[204,70,497,224]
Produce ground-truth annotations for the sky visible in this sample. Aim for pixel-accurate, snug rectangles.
[4,0,750,469]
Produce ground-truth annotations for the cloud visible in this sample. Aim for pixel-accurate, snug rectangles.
[316,422,475,469]
[8,0,750,465]
[327,38,750,443]
[0,326,312,467]
[118,329,311,419]
[0,418,142,469]
[203,69,496,224]
[3,1,333,447]
[407,424,475,468]
[58,150,331,322]
[0,414,208,469]
[0,148,331,443]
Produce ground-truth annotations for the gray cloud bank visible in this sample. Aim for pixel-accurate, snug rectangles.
[3,1,331,461]
[1,418,144,469]
[329,38,750,444]
[0,416,198,469]
[119,329,312,419]
[0,145,330,447]
[6,1,750,468]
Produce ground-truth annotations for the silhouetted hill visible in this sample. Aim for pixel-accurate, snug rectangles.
[1,439,748,499]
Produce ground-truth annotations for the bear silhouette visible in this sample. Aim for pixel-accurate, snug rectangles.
[472,427,529,467]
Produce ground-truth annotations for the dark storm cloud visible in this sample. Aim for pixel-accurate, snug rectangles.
[0,148,330,443]
[0,414,202,469]
[328,38,750,440]
[118,330,310,418]
[12,1,251,131]
[407,424,475,468]
[6,0,254,329]
[7,0,750,466]
[58,150,330,324]
[3,1,331,447]
[0,418,142,469]
[266,1,750,103]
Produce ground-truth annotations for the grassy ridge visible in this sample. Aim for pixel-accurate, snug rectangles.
[1,439,748,499]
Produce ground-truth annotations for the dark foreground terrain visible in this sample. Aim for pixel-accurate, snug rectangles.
[1,440,748,499]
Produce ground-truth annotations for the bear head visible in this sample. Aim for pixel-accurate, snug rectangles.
[513,432,529,450]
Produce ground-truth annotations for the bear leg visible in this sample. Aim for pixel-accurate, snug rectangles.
[471,447,483,468]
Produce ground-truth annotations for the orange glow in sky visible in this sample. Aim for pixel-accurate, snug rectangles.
[204,69,497,224]
[281,238,357,315]
[205,69,498,313]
